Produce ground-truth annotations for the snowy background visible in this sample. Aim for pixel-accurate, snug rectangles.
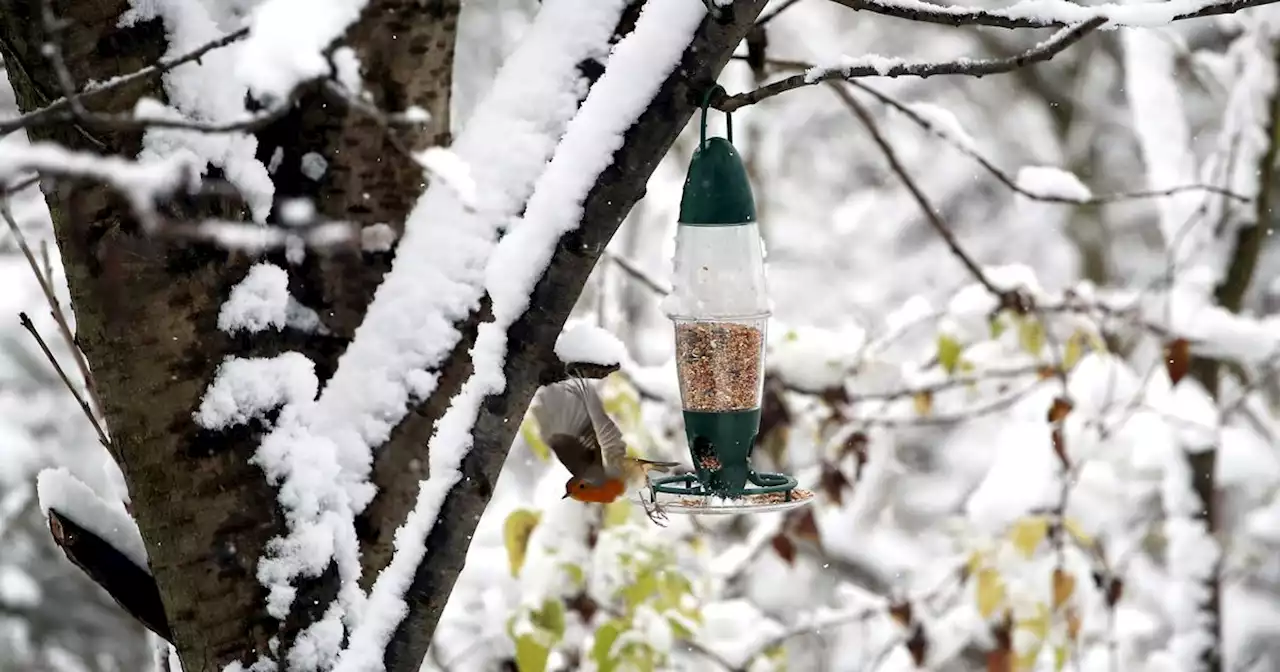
[3,0,1280,670]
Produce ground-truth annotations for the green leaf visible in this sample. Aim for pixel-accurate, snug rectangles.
[514,633,550,672]
[620,568,658,610]
[561,562,586,589]
[531,599,566,639]
[592,618,628,672]
[989,313,1007,339]
[654,570,692,612]
[603,499,632,528]
[504,509,541,577]
[521,418,550,461]
[1018,317,1045,356]
[763,644,789,671]
[936,334,963,375]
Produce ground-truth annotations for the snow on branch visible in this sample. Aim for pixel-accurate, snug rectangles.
[718,18,1105,111]
[843,79,1249,205]
[829,0,1280,29]
[0,26,248,138]
[333,1,708,667]
[207,0,637,664]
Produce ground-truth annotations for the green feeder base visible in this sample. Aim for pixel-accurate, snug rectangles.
[648,408,814,515]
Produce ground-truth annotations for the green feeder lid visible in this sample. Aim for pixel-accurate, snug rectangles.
[678,86,757,226]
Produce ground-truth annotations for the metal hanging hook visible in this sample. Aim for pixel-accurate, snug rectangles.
[699,84,733,150]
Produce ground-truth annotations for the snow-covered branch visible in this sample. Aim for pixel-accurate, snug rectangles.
[719,18,1105,111]
[829,0,1280,29]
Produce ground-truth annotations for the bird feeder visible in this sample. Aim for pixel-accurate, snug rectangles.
[650,86,813,515]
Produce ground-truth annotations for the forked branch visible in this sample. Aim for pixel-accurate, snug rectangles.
[718,17,1105,111]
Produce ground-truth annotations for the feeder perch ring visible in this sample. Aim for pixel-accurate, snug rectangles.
[643,472,815,516]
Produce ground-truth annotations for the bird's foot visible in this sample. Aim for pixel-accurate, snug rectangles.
[639,490,669,527]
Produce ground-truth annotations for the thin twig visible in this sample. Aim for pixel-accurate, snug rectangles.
[827,0,1280,29]
[1,204,111,449]
[17,312,110,449]
[757,0,804,25]
[602,250,671,295]
[719,18,1105,111]
[828,82,1002,297]
[847,80,1249,205]
[0,27,249,137]
[38,0,292,135]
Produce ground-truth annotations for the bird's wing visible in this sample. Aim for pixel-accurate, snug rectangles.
[569,377,628,476]
[533,381,605,478]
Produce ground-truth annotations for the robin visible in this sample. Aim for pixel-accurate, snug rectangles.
[533,377,680,525]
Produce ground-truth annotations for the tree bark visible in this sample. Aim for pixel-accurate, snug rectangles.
[0,0,456,669]
[3,0,775,669]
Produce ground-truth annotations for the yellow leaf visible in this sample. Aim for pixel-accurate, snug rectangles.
[913,391,933,416]
[1063,517,1094,549]
[1054,645,1068,671]
[504,509,541,577]
[1063,331,1085,370]
[937,334,963,375]
[965,550,984,577]
[1052,569,1076,610]
[1015,648,1040,672]
[1018,317,1045,356]
[1008,517,1049,558]
[975,567,1006,618]
[521,418,550,462]
[1019,604,1050,642]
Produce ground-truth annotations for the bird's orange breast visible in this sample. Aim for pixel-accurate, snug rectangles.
[569,478,627,503]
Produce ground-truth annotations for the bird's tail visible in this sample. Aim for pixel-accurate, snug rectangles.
[634,459,681,474]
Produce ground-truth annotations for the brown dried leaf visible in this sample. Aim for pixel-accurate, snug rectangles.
[905,624,929,666]
[770,533,797,566]
[820,463,850,506]
[1047,397,1074,424]
[888,601,913,628]
[1065,606,1082,643]
[840,431,869,463]
[913,390,933,416]
[1165,338,1190,386]
[1051,427,1069,468]
[790,507,821,544]
[1052,568,1076,610]
[1105,577,1124,607]
[986,611,1013,672]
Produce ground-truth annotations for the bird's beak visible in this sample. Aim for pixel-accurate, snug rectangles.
[561,492,571,499]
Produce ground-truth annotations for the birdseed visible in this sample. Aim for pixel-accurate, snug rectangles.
[699,456,722,470]
[677,488,814,508]
[675,322,764,411]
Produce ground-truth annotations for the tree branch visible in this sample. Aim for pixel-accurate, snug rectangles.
[1183,46,1280,672]
[0,27,248,137]
[827,0,1280,30]
[46,510,172,643]
[375,1,773,667]
[718,18,1105,111]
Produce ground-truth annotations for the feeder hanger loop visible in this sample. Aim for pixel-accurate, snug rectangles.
[699,84,733,150]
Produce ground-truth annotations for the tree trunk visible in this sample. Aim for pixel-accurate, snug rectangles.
[0,0,456,668]
[2,0,770,669]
